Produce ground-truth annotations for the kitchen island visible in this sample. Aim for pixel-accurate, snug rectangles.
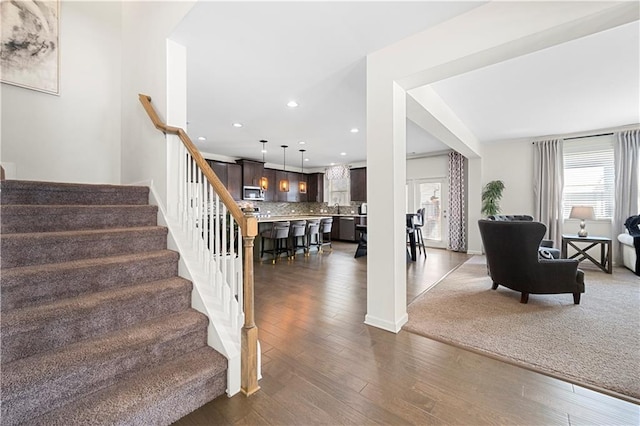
[254,215,333,261]
[256,215,333,223]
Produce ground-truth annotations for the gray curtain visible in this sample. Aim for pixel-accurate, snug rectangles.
[613,129,640,264]
[533,139,564,247]
[448,151,466,252]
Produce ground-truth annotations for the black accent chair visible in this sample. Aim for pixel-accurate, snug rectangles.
[487,215,560,259]
[478,219,585,304]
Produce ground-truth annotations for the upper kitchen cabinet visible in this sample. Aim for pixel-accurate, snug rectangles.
[208,160,227,184]
[227,163,242,200]
[275,170,289,202]
[263,168,276,202]
[206,160,242,201]
[290,172,305,203]
[238,159,265,188]
[307,173,324,203]
[350,167,367,202]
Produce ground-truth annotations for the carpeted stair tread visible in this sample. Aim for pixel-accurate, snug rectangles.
[1,310,209,425]
[29,346,227,426]
[1,204,159,233]
[1,250,179,310]
[1,226,168,268]
[1,277,192,364]
[0,179,228,423]
[0,180,149,205]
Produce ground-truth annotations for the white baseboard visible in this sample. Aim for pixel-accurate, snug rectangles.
[364,313,408,333]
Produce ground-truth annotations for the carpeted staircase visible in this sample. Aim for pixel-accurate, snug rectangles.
[0,180,227,425]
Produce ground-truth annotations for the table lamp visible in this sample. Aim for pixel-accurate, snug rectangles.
[569,206,594,237]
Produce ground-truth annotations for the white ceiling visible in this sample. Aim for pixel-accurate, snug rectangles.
[430,19,640,144]
[170,2,639,170]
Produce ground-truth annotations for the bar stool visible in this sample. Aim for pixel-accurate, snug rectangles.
[288,220,307,259]
[260,221,290,264]
[414,208,426,256]
[319,217,333,252]
[305,219,321,255]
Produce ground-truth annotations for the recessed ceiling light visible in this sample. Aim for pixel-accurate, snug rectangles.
[350,128,359,133]
[340,152,347,156]
[298,141,306,145]
[330,162,335,166]
[232,122,243,128]
[304,158,309,162]
[197,136,206,141]
[287,101,299,108]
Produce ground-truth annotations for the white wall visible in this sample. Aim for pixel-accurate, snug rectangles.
[481,140,534,216]
[120,1,195,208]
[406,154,448,180]
[1,1,122,183]
[481,137,613,242]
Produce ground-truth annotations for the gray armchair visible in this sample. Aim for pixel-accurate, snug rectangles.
[478,219,585,304]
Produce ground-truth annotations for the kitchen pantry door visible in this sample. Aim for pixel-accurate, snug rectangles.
[412,178,448,249]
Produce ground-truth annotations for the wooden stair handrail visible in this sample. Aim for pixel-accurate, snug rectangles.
[139,94,260,396]
[138,94,252,234]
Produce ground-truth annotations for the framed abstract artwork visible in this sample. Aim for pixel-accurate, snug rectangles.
[1,0,60,95]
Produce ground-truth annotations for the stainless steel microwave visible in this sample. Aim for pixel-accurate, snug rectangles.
[243,186,264,201]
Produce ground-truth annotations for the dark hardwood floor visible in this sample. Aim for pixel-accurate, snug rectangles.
[175,241,639,425]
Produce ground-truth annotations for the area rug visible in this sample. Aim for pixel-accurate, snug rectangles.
[403,256,640,402]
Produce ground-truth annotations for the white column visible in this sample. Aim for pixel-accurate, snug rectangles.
[166,39,188,219]
[365,79,408,333]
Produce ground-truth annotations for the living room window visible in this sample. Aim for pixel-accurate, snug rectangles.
[563,136,614,220]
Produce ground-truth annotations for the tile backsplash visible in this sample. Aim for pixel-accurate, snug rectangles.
[238,201,363,216]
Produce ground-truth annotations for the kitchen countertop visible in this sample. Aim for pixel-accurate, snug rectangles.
[256,214,367,222]
[256,215,332,223]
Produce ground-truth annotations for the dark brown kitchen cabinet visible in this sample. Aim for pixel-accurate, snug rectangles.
[227,163,242,200]
[331,217,340,241]
[238,159,264,188]
[306,173,324,203]
[208,160,226,183]
[273,171,304,202]
[331,215,366,242]
[275,170,289,202]
[206,160,242,200]
[286,172,298,203]
[289,172,304,203]
[263,168,276,201]
[350,167,367,202]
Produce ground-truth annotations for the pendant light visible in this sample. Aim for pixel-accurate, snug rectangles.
[299,149,307,194]
[259,140,268,191]
[279,145,289,192]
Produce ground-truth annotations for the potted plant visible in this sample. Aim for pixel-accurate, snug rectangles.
[481,180,505,217]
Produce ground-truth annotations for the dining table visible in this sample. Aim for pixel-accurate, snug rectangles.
[352,217,417,261]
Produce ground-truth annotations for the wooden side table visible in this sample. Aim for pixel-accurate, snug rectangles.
[561,235,612,273]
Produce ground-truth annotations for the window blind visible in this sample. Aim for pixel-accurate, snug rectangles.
[563,137,614,219]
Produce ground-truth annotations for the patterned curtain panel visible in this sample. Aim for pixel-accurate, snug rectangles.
[533,139,564,247]
[448,151,466,252]
[613,129,640,264]
[325,165,350,180]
